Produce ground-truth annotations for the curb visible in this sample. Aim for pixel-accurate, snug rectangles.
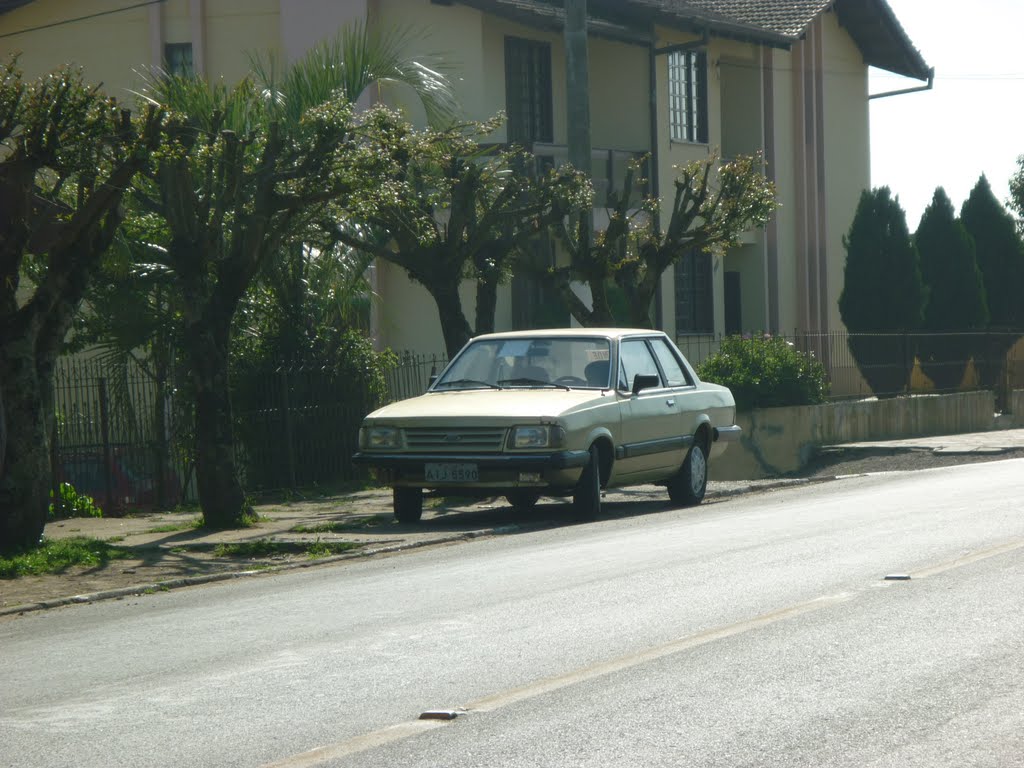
[0,526,529,617]
[0,478,823,618]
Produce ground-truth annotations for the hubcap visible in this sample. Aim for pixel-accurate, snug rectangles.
[690,446,706,495]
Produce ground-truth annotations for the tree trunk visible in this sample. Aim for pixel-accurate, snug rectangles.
[584,276,616,326]
[184,308,253,528]
[424,280,475,358]
[0,381,6,476]
[626,277,658,328]
[474,277,499,337]
[0,337,52,554]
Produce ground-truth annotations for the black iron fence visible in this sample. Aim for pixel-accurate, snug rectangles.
[52,357,189,514]
[50,332,1024,512]
[50,352,449,512]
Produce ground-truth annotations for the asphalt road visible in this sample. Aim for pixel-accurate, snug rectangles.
[2,459,1023,768]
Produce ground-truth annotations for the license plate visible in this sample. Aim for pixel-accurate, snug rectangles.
[424,462,479,482]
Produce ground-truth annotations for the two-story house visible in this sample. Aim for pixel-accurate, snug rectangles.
[1,0,931,366]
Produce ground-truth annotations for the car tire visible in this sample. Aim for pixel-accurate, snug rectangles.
[572,444,601,521]
[505,490,541,513]
[668,441,707,507]
[393,487,423,523]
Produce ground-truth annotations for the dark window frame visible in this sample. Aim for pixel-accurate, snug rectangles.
[668,49,708,144]
[504,36,554,146]
[164,42,194,77]
[674,250,714,334]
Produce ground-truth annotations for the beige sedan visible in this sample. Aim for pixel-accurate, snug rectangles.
[353,328,740,522]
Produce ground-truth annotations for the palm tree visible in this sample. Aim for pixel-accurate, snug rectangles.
[126,21,457,528]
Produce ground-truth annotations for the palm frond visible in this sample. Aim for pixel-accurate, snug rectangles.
[250,20,458,128]
[133,68,262,134]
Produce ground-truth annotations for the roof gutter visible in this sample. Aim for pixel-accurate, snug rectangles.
[869,66,934,99]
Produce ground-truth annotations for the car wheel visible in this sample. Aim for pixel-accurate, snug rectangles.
[572,444,601,521]
[393,487,423,523]
[505,490,541,513]
[668,441,707,507]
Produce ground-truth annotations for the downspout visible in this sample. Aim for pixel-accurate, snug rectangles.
[869,67,934,99]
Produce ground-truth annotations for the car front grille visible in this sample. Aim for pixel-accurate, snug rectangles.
[404,427,507,452]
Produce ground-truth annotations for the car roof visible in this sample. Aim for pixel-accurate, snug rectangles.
[470,328,665,341]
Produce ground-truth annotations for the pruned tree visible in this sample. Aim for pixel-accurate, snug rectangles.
[916,187,988,391]
[0,58,163,554]
[131,24,457,528]
[838,187,926,397]
[336,113,592,358]
[550,152,777,327]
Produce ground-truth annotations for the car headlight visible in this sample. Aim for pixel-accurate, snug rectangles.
[360,426,401,449]
[508,425,566,449]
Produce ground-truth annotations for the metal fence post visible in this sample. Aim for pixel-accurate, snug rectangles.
[280,370,297,489]
[98,377,114,512]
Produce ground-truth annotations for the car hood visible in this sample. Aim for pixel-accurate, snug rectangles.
[363,388,612,424]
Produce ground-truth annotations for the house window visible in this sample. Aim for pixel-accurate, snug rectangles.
[164,42,194,76]
[675,251,713,333]
[668,49,708,144]
[505,37,553,145]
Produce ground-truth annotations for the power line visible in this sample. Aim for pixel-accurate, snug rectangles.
[0,0,166,40]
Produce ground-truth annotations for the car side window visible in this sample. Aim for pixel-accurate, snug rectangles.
[650,338,693,387]
[619,340,662,390]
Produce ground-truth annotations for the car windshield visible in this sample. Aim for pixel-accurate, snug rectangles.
[434,336,612,390]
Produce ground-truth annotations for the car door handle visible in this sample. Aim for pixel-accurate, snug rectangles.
[666,399,675,407]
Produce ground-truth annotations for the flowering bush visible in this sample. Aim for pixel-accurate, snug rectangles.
[696,334,829,412]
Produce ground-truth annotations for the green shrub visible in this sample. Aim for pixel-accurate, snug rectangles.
[697,335,829,412]
[49,482,103,520]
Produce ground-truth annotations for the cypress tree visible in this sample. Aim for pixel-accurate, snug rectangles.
[961,175,1024,406]
[915,187,988,391]
[960,175,1024,329]
[839,187,925,396]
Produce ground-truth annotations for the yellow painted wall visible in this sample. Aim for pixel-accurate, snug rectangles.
[588,36,648,150]
[820,9,869,334]
[0,0,279,98]
[204,0,280,83]
[2,0,881,357]
[1,0,152,94]
[767,45,799,334]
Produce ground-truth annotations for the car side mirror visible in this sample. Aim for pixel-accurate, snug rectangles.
[631,373,660,395]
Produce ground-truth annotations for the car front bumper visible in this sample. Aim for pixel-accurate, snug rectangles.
[351,449,591,491]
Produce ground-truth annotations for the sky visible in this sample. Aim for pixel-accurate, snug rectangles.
[869,0,1024,230]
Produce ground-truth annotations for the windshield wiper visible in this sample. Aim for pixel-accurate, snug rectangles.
[497,378,571,391]
[435,378,503,390]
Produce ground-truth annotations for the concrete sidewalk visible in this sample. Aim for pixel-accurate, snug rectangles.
[4,428,1023,617]
[830,427,1024,454]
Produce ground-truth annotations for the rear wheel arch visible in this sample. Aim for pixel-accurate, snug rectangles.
[694,421,712,455]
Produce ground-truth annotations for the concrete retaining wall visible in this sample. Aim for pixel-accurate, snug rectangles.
[710,390,1016,480]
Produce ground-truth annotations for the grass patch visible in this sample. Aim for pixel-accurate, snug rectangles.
[210,539,362,560]
[0,537,131,578]
[144,518,203,536]
[144,517,204,534]
[290,515,391,534]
